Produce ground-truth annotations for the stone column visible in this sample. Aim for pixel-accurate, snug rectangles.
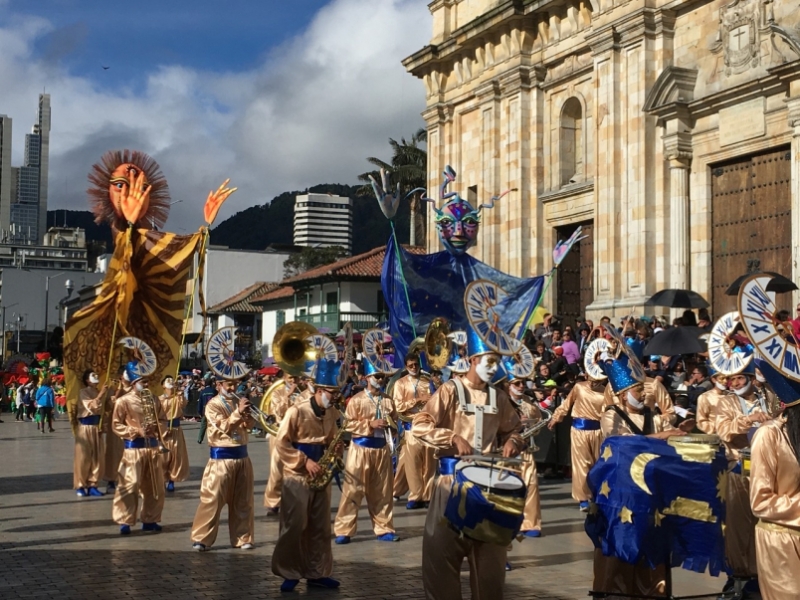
[786,84,800,308]
[663,117,693,291]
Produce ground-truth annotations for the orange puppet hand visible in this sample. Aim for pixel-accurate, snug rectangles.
[119,169,152,224]
[204,179,238,225]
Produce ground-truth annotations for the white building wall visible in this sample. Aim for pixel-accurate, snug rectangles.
[260,301,296,356]
[341,282,380,313]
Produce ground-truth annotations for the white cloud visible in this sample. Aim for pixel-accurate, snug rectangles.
[0,0,430,232]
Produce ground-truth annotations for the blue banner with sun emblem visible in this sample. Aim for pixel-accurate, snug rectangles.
[381,236,544,368]
[585,435,728,576]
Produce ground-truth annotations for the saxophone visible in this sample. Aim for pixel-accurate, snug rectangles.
[307,418,349,491]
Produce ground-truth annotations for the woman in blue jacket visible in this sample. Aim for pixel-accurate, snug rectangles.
[36,377,56,433]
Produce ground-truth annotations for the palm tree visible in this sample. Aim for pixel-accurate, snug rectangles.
[358,128,428,245]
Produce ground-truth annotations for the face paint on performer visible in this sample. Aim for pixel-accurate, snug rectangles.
[368,373,386,391]
[729,374,753,397]
[474,354,499,383]
[406,360,420,377]
[89,372,100,385]
[435,197,480,256]
[217,380,236,399]
[625,385,645,410]
[508,379,525,400]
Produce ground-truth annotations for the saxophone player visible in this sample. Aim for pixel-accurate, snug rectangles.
[263,371,304,514]
[333,356,399,544]
[111,360,166,535]
[272,359,342,592]
[159,375,189,492]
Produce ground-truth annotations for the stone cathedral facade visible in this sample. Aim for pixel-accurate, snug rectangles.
[404,0,800,322]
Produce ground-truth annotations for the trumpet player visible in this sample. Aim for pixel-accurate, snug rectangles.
[73,370,107,497]
[272,359,342,592]
[333,361,399,544]
[190,376,256,551]
[264,370,304,515]
[695,364,730,434]
[159,375,189,492]
[111,361,166,535]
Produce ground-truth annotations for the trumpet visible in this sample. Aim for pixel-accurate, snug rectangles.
[139,388,169,500]
[232,392,273,426]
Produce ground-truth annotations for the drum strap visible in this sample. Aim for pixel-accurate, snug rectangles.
[607,405,653,436]
[739,392,767,417]
[452,378,497,452]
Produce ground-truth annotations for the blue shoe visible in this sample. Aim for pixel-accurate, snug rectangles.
[307,577,340,589]
[142,522,162,532]
[334,535,351,545]
[579,501,589,512]
[119,525,131,535]
[406,500,425,510]
[522,529,541,538]
[505,562,512,571]
[88,487,104,497]
[280,579,299,592]
[166,481,175,492]
[376,533,399,542]
[76,487,88,497]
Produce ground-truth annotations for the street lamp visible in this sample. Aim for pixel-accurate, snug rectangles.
[1,302,19,361]
[44,273,70,351]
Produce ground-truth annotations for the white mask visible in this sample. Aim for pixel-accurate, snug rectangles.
[164,380,174,390]
[319,390,332,409]
[755,374,766,384]
[714,381,727,391]
[368,376,381,390]
[135,382,145,392]
[626,390,644,409]
[475,355,498,383]
[734,382,753,397]
[89,373,100,385]
[307,382,315,394]
[509,384,524,399]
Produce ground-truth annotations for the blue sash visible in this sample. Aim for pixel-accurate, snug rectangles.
[352,436,386,449]
[210,446,248,460]
[572,418,601,431]
[401,421,412,431]
[293,442,326,462]
[168,418,181,428]
[125,438,158,449]
[78,415,101,426]
[439,457,458,476]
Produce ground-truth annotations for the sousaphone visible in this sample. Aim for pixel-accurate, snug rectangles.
[424,317,452,371]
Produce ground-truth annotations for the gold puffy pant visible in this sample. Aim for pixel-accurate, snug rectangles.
[162,427,190,483]
[334,442,394,537]
[592,549,667,598]
[112,447,165,526]
[755,521,800,600]
[393,433,409,497]
[271,474,333,581]
[73,424,104,489]
[404,432,436,502]
[263,437,284,509]
[570,426,603,502]
[725,470,758,578]
[422,474,507,600]
[520,454,541,532]
[191,455,254,548]
[103,431,124,483]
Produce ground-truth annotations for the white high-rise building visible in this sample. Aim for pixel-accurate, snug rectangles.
[293,193,352,253]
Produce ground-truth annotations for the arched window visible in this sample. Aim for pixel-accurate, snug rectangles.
[560,97,584,186]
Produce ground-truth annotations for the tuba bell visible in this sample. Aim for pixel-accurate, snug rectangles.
[258,379,287,436]
[272,321,319,377]
[424,317,452,371]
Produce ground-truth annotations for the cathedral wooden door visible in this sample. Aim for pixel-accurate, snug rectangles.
[711,147,791,318]
[555,221,594,329]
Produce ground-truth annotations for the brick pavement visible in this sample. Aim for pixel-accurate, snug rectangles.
[0,415,726,599]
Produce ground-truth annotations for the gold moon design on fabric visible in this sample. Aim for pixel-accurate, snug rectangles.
[630,452,659,495]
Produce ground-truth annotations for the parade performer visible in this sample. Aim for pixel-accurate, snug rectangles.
[190,366,255,550]
[73,370,107,497]
[103,370,126,493]
[272,357,343,592]
[604,370,675,423]
[334,329,399,544]
[393,352,435,508]
[549,338,609,511]
[111,354,166,535]
[695,364,730,434]
[263,370,303,514]
[412,324,524,600]
[159,375,189,492]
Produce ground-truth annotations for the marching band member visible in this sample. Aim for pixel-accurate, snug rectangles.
[604,370,675,424]
[159,375,189,492]
[393,352,435,509]
[103,369,126,494]
[695,364,729,434]
[749,361,800,600]
[73,370,107,497]
[334,347,399,544]
[271,359,342,592]
[190,374,256,551]
[263,370,303,514]
[549,338,609,511]
[111,359,166,535]
[412,326,524,600]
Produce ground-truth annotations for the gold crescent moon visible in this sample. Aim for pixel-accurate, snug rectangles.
[630,453,659,495]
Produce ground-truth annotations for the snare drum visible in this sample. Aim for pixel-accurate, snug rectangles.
[443,461,526,546]
[667,434,722,464]
[739,448,752,476]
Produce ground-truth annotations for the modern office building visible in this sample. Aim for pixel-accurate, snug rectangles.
[293,193,353,253]
[0,115,11,238]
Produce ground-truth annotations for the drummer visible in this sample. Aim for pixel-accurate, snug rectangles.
[412,325,524,600]
[695,363,730,434]
[603,359,675,424]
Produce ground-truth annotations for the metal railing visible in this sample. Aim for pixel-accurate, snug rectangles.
[297,311,387,333]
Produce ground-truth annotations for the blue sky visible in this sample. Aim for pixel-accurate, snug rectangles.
[0,0,429,229]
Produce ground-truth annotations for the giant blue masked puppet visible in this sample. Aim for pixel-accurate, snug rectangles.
[375,166,545,366]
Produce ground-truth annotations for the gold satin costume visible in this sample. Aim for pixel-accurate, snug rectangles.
[73,385,106,490]
[111,388,166,526]
[271,397,340,581]
[695,387,730,434]
[103,387,125,483]
[749,418,800,600]
[552,380,607,502]
[715,391,775,579]
[515,399,542,532]
[160,392,189,483]
[594,405,672,598]
[334,389,397,537]
[263,385,304,509]
[393,374,435,502]
[412,377,523,600]
[604,377,675,423]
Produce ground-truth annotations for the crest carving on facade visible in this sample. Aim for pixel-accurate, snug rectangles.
[711,0,766,76]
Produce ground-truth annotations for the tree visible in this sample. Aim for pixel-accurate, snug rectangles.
[358,128,428,245]
[283,246,350,278]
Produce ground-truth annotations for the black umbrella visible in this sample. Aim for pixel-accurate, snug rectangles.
[645,289,710,309]
[724,272,797,296]
[643,326,706,356]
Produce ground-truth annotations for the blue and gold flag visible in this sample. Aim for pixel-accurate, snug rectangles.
[585,435,728,576]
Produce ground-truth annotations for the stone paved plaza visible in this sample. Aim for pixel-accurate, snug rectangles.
[0,416,726,599]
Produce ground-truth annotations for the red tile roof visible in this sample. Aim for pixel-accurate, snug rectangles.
[207,281,282,315]
[251,285,295,305]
